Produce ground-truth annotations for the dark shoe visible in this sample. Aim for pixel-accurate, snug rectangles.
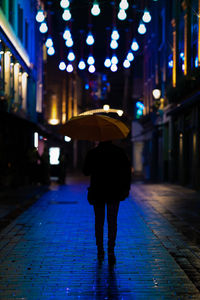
[108,252,116,265]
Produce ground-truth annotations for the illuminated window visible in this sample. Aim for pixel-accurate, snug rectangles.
[49,147,60,165]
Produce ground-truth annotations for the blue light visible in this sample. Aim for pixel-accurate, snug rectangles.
[168,60,173,68]
[62,9,71,21]
[110,39,118,49]
[86,33,95,45]
[78,60,86,70]
[85,83,89,90]
[36,10,45,23]
[142,9,151,23]
[136,101,144,109]
[195,56,199,68]
[104,58,111,68]
[66,64,73,73]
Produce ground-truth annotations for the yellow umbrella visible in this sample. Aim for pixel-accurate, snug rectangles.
[59,114,130,141]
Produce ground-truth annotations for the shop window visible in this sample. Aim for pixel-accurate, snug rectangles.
[18,4,23,42]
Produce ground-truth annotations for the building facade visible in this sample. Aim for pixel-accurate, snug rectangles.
[132,0,200,189]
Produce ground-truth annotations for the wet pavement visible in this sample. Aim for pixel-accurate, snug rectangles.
[0,178,200,299]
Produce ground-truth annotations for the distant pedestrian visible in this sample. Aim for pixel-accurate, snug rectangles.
[83,141,131,265]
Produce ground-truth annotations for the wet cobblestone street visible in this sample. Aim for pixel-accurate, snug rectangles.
[0,179,200,299]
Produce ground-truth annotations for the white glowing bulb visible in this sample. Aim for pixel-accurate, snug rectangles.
[87,55,95,65]
[127,51,134,61]
[138,22,146,35]
[118,9,127,20]
[45,38,53,48]
[62,9,71,21]
[47,47,55,56]
[111,55,118,65]
[65,38,73,47]
[66,64,73,73]
[91,3,101,16]
[142,9,151,23]
[39,22,48,33]
[67,51,75,61]
[123,59,130,68]
[36,10,45,23]
[63,29,71,40]
[60,0,70,9]
[119,0,129,10]
[88,65,95,73]
[110,39,118,49]
[111,64,118,72]
[131,39,139,51]
[78,60,86,70]
[104,58,111,68]
[59,61,66,70]
[111,29,120,40]
[86,33,95,45]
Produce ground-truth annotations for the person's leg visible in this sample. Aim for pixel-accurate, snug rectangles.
[107,201,120,264]
[93,203,105,259]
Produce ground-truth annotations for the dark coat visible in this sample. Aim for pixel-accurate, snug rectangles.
[83,141,131,204]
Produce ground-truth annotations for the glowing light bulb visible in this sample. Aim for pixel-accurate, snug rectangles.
[110,39,118,49]
[104,58,111,68]
[47,47,55,56]
[87,55,95,65]
[131,39,139,51]
[111,64,118,72]
[67,51,75,61]
[127,51,134,61]
[78,60,86,70]
[63,29,71,40]
[111,55,118,65]
[45,37,53,48]
[88,65,95,73]
[91,2,101,16]
[60,0,70,9]
[111,29,120,40]
[123,59,130,68]
[36,10,45,23]
[86,33,95,45]
[142,9,151,23]
[66,64,73,72]
[119,0,129,10]
[59,61,66,70]
[62,9,71,21]
[39,22,48,33]
[138,22,146,35]
[118,9,127,20]
[65,38,73,47]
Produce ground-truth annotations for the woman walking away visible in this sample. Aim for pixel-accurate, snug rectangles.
[83,141,131,265]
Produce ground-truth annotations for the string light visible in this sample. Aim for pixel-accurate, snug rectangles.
[59,61,66,70]
[142,8,151,23]
[66,64,73,72]
[62,9,71,21]
[138,22,146,35]
[104,57,111,68]
[86,32,95,45]
[36,9,45,22]
[127,51,134,61]
[111,29,120,40]
[110,39,118,49]
[111,64,117,72]
[118,9,127,20]
[78,59,86,70]
[45,37,53,48]
[123,59,130,68]
[119,0,129,10]
[88,65,96,73]
[65,38,74,47]
[111,55,118,65]
[131,39,139,51]
[63,28,71,40]
[60,0,70,9]
[67,50,75,61]
[47,46,55,56]
[91,1,101,16]
[87,55,95,65]
[39,22,48,33]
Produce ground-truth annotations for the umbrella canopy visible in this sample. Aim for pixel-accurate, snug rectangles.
[59,114,130,141]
